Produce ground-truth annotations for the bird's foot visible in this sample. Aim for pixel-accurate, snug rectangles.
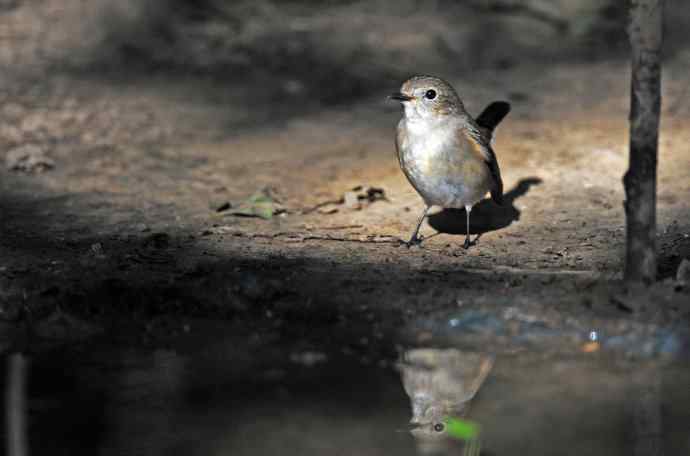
[463,234,481,250]
[404,234,424,248]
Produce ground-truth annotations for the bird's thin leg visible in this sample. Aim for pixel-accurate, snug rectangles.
[464,205,472,249]
[406,206,429,247]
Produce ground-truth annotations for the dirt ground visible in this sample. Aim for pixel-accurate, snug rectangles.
[1,1,689,357]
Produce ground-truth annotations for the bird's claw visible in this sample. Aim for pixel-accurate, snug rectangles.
[404,235,424,248]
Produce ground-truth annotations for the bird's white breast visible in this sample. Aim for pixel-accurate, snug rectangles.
[398,116,488,208]
[403,117,454,161]
[398,117,460,206]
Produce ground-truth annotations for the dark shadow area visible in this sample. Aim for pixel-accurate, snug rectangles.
[658,225,690,280]
[47,1,403,109]
[427,177,543,236]
[0,180,483,338]
[22,353,109,455]
[6,331,416,456]
[0,183,417,453]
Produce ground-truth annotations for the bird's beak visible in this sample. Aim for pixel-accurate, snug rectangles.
[390,92,414,102]
[407,421,424,431]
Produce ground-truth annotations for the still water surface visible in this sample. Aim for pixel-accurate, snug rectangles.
[3,328,689,455]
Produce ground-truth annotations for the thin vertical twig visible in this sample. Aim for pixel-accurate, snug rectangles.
[6,353,28,456]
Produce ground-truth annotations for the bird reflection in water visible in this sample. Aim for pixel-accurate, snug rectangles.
[397,348,493,455]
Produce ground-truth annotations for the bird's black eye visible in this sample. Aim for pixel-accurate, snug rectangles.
[425,89,437,100]
[433,423,445,432]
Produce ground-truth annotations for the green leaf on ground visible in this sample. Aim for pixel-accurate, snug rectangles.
[231,188,284,220]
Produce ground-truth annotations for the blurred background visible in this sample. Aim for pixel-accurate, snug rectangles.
[0,2,656,88]
[3,0,688,103]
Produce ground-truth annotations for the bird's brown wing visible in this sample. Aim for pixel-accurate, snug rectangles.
[485,145,504,205]
[464,127,504,206]
[474,102,510,205]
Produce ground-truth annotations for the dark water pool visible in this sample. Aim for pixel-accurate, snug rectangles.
[3,329,690,456]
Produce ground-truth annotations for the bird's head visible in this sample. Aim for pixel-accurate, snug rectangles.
[390,75,464,121]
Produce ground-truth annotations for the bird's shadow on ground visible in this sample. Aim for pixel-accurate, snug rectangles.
[427,177,543,236]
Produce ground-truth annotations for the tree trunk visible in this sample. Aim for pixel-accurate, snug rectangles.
[624,0,664,285]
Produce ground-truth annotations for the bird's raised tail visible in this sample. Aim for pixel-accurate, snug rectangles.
[475,101,511,134]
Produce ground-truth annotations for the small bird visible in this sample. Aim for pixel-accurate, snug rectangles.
[391,75,509,249]
[397,348,493,444]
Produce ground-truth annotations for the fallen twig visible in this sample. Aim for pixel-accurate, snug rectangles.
[205,227,402,244]
[308,224,364,231]
[300,199,344,215]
